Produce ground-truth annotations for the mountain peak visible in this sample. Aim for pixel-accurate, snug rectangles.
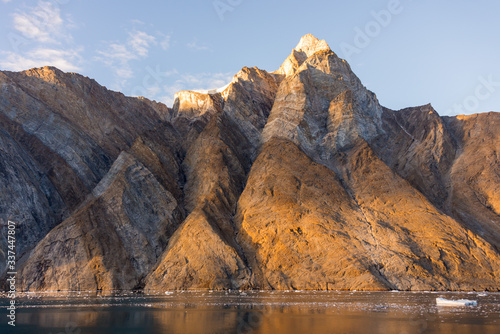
[274,34,332,76]
[294,34,331,57]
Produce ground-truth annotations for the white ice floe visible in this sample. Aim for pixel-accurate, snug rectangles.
[436,297,477,307]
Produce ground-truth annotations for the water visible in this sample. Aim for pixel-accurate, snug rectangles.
[1,291,499,333]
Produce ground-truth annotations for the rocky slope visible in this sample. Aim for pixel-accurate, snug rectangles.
[1,34,499,291]
[0,66,170,275]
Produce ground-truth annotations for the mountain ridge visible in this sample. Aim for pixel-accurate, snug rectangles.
[1,34,499,291]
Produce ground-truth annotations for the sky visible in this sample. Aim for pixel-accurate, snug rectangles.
[0,0,499,116]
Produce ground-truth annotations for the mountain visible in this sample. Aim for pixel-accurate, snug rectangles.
[1,34,499,292]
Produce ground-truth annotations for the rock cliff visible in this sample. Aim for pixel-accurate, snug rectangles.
[1,34,499,291]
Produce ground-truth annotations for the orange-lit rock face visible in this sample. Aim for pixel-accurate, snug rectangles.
[235,139,500,291]
[2,35,499,291]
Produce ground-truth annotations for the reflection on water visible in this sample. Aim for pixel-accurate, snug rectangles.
[1,291,499,334]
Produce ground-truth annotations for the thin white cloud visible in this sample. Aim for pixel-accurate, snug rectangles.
[186,40,211,51]
[160,71,233,106]
[163,69,179,76]
[160,34,171,51]
[12,1,70,44]
[95,30,169,90]
[128,31,156,57]
[130,19,145,25]
[179,72,231,88]
[95,43,135,88]
[97,43,137,65]
[1,0,12,3]
[0,0,83,72]
[1,1,83,72]
[145,85,161,97]
[0,48,83,72]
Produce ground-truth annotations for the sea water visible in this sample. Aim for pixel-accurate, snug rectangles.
[1,291,499,333]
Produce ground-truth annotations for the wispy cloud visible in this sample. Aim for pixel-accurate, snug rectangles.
[1,1,83,72]
[177,72,232,88]
[0,48,83,72]
[95,44,135,88]
[97,43,137,66]
[160,71,233,105]
[96,30,171,90]
[130,19,145,25]
[128,31,156,57]
[186,40,211,51]
[1,0,12,3]
[12,1,70,44]
[160,34,171,51]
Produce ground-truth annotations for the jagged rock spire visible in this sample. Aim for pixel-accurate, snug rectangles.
[294,33,331,57]
[275,34,332,77]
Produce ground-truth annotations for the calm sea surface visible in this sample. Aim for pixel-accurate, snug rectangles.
[1,291,499,333]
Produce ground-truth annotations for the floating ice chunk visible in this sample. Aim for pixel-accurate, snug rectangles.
[436,297,477,307]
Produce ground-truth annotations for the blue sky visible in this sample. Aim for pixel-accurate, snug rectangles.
[0,0,499,116]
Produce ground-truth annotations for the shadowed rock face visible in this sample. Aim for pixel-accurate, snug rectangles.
[443,113,500,249]
[2,34,499,291]
[19,152,183,291]
[372,105,456,210]
[0,67,170,274]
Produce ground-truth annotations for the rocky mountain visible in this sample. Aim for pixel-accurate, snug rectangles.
[1,34,499,291]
